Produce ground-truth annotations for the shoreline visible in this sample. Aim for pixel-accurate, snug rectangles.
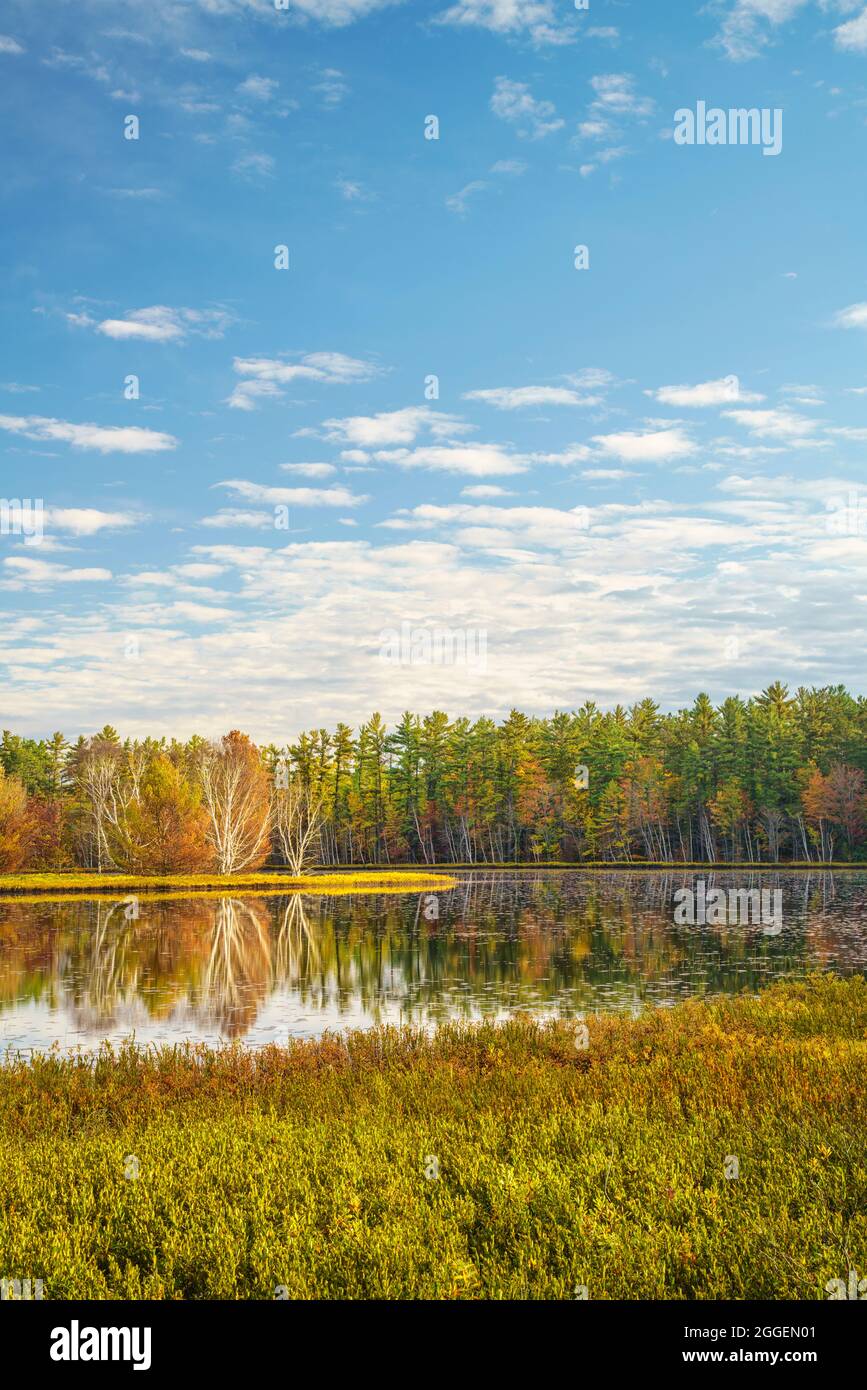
[0,861,862,897]
[0,870,457,897]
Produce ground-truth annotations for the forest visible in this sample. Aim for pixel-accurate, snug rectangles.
[1,681,866,871]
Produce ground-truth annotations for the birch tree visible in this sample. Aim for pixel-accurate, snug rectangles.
[197,731,272,873]
[272,765,322,874]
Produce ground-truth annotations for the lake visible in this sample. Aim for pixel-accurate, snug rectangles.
[1,870,865,1054]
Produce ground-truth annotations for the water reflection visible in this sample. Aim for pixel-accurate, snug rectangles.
[1,871,865,1052]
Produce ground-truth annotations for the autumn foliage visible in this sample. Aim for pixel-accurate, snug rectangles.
[2,683,867,872]
[113,755,214,873]
[0,766,32,872]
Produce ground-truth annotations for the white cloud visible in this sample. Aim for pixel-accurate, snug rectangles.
[578,118,611,140]
[833,302,867,330]
[779,383,824,406]
[722,407,822,441]
[215,480,367,508]
[578,145,629,177]
[436,0,573,46]
[566,368,615,390]
[532,445,593,466]
[96,305,232,343]
[463,385,600,409]
[0,36,24,54]
[265,0,398,25]
[592,426,695,462]
[225,380,284,410]
[231,152,276,179]
[200,509,275,530]
[228,352,380,410]
[0,414,176,454]
[6,481,866,739]
[445,181,489,215]
[47,508,140,536]
[834,8,867,52]
[176,563,225,579]
[165,601,235,623]
[382,502,591,551]
[490,77,564,139]
[279,463,337,478]
[42,48,110,83]
[377,444,528,476]
[461,484,514,497]
[323,406,470,447]
[490,159,527,175]
[581,468,635,481]
[574,74,653,174]
[335,177,372,201]
[648,376,765,407]
[313,68,349,104]
[826,426,867,441]
[0,504,137,538]
[2,557,112,587]
[712,0,809,63]
[588,73,653,119]
[237,74,279,101]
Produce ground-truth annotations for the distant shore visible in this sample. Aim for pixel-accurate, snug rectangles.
[0,861,862,898]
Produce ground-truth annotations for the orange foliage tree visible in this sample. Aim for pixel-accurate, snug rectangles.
[0,766,33,871]
[803,762,865,861]
[801,765,835,861]
[114,755,213,873]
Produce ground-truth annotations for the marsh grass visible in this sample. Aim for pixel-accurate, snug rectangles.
[0,870,457,898]
[0,975,864,1300]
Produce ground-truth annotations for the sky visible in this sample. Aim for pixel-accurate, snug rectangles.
[1,0,866,743]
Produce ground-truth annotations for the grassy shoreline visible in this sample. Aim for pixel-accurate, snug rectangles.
[0,869,457,897]
[0,975,863,1300]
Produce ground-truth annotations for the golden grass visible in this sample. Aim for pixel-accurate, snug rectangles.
[2,862,860,901]
[0,975,863,1299]
[0,870,457,898]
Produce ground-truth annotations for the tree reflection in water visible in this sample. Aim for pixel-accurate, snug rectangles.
[0,871,865,1050]
[200,898,272,1038]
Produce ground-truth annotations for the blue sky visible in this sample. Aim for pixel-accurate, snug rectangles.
[1,0,866,742]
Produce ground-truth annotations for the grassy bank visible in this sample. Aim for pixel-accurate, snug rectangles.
[0,976,864,1300]
[0,870,457,897]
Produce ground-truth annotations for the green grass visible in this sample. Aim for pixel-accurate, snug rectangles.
[0,975,864,1300]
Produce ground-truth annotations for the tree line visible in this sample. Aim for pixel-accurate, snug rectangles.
[1,682,866,871]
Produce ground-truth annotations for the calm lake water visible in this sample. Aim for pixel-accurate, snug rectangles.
[1,871,866,1054]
